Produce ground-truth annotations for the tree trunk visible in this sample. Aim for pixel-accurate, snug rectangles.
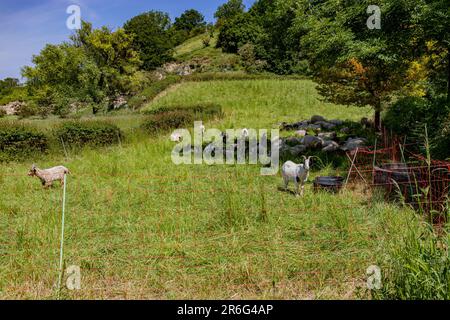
[374,103,382,132]
[447,48,450,103]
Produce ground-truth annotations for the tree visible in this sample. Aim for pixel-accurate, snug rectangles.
[0,78,19,95]
[124,11,174,70]
[297,0,423,130]
[173,9,206,33]
[216,13,267,54]
[23,21,142,115]
[71,21,142,112]
[416,0,450,101]
[214,0,245,27]
[22,43,102,116]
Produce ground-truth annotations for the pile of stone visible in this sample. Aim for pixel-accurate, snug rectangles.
[278,115,368,157]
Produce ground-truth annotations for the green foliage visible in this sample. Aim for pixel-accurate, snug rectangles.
[15,102,40,119]
[216,13,266,54]
[54,121,123,148]
[142,103,223,133]
[238,43,267,73]
[123,11,173,70]
[0,109,6,118]
[141,110,194,133]
[214,0,245,27]
[0,78,20,95]
[0,122,48,161]
[0,86,29,105]
[384,96,450,159]
[374,225,450,300]
[145,103,222,118]
[173,9,206,34]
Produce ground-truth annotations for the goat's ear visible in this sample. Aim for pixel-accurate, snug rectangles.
[31,164,36,170]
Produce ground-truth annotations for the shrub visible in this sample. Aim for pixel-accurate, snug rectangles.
[0,122,48,161]
[141,110,194,133]
[0,109,6,118]
[54,121,123,148]
[383,96,450,159]
[384,96,450,137]
[145,103,223,119]
[15,102,39,119]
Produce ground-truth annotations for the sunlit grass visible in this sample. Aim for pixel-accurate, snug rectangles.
[0,79,421,299]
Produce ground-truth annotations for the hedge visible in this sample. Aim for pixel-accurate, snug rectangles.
[54,121,123,148]
[0,122,48,161]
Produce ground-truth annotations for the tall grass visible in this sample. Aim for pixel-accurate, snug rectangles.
[0,78,442,299]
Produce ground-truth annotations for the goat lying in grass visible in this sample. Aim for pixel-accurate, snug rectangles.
[28,164,70,188]
[281,156,312,197]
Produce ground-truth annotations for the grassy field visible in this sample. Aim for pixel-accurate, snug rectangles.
[0,79,424,299]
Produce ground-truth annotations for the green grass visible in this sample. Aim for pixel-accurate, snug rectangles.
[0,78,436,299]
[144,79,372,128]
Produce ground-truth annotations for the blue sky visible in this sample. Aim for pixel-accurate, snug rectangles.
[0,0,256,80]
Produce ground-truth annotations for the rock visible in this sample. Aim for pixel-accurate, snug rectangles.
[316,121,336,130]
[322,141,340,152]
[112,96,127,110]
[0,101,25,115]
[285,137,303,147]
[294,121,309,129]
[307,124,321,131]
[341,137,367,151]
[318,131,337,140]
[340,127,350,134]
[289,145,307,156]
[295,130,307,137]
[311,115,326,124]
[302,135,323,149]
[329,119,344,126]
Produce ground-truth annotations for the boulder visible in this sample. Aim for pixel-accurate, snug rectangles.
[295,130,307,137]
[322,141,340,152]
[307,124,321,131]
[289,145,307,156]
[318,131,337,140]
[340,127,350,134]
[341,137,367,151]
[311,115,326,124]
[302,135,323,149]
[285,137,303,147]
[329,119,344,126]
[316,121,336,130]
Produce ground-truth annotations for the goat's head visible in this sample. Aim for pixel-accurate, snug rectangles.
[28,164,37,177]
[302,156,312,170]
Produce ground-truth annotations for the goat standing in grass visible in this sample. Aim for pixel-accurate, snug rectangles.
[281,156,312,197]
[28,164,70,188]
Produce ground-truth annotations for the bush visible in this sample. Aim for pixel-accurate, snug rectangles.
[141,110,194,133]
[383,96,450,159]
[0,122,48,161]
[384,96,450,137]
[0,109,6,118]
[15,102,39,119]
[145,103,222,118]
[54,121,123,148]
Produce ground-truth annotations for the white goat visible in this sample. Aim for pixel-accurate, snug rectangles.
[28,164,70,188]
[281,156,312,196]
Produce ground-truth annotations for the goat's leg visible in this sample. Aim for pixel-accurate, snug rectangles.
[300,182,305,196]
[294,180,300,197]
[283,177,289,191]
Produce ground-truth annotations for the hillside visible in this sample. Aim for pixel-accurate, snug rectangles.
[0,78,417,299]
